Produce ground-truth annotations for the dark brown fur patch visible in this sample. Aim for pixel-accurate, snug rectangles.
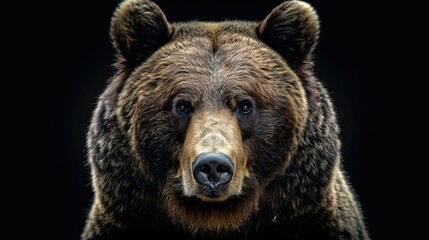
[161,174,261,235]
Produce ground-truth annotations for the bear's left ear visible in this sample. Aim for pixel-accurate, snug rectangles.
[257,1,320,68]
[110,0,173,69]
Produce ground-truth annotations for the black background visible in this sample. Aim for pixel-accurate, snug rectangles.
[13,0,424,239]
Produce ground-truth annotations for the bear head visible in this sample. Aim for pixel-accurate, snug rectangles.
[88,0,320,234]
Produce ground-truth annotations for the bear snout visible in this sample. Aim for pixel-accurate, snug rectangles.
[179,110,248,201]
[192,152,234,195]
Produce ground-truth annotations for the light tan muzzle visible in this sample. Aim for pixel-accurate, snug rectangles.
[179,110,248,202]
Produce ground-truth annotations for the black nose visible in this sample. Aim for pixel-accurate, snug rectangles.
[192,153,233,190]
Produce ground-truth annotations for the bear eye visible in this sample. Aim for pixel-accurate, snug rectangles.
[238,100,253,114]
[176,100,191,114]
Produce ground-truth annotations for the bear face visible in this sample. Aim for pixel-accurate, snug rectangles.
[125,23,309,231]
[84,0,369,239]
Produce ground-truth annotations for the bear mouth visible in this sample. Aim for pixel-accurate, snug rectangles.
[179,194,246,210]
[195,184,231,202]
[162,175,261,233]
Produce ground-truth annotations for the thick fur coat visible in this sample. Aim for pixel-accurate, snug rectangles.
[83,0,369,239]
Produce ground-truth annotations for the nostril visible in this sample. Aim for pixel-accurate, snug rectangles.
[192,152,234,188]
[217,165,230,173]
[199,164,211,174]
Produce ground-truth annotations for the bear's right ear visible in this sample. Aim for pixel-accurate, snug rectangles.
[110,0,173,69]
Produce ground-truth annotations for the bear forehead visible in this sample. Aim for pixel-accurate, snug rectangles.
[138,22,295,91]
[119,21,302,111]
[163,22,286,69]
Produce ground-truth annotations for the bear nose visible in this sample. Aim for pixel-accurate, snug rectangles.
[192,153,233,189]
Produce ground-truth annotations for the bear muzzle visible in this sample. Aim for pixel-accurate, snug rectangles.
[180,110,248,202]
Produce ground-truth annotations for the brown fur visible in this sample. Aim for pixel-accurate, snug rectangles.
[83,0,369,239]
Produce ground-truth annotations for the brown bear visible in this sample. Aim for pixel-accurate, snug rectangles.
[82,0,369,239]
